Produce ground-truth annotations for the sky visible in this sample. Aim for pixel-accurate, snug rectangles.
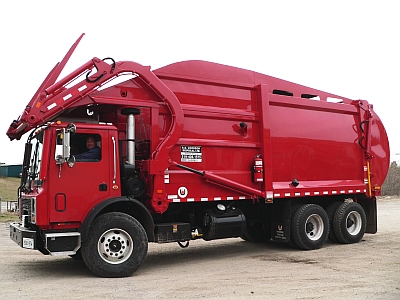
[1,0,399,164]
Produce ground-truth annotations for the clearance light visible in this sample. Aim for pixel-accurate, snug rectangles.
[217,204,226,211]
[112,185,119,190]
[157,190,163,194]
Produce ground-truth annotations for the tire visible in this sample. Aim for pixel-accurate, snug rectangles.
[81,212,148,277]
[241,221,271,242]
[326,201,342,243]
[291,204,329,250]
[287,204,303,248]
[333,202,366,244]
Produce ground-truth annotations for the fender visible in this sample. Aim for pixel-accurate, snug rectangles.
[80,196,155,242]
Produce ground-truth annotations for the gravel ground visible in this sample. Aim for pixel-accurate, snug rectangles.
[0,198,399,300]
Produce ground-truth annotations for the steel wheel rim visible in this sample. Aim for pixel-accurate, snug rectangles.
[97,228,133,264]
[346,211,362,236]
[305,214,324,241]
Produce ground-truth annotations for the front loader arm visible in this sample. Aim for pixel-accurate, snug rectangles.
[6,57,98,140]
[7,56,183,145]
[7,34,85,140]
[7,35,183,144]
[7,57,184,166]
[7,35,184,214]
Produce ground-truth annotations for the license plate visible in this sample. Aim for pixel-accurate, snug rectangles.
[23,237,34,249]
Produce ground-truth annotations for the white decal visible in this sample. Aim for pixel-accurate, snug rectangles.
[181,146,202,162]
[178,187,188,198]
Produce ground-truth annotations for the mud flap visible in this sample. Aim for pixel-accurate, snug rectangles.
[359,197,377,234]
[271,199,291,242]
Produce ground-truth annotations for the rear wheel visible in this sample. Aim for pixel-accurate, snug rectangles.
[291,204,329,250]
[82,212,148,277]
[333,202,366,244]
[326,201,342,242]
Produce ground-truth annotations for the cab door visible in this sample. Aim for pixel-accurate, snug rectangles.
[47,128,115,223]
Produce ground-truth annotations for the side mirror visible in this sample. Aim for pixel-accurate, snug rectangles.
[56,123,76,167]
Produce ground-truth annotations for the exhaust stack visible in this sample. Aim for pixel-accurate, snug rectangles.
[121,108,141,166]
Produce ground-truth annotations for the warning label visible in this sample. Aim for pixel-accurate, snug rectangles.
[181,146,202,162]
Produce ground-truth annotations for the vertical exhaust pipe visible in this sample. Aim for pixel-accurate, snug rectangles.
[121,108,140,166]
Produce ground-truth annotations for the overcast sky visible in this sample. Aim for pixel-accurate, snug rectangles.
[1,1,399,164]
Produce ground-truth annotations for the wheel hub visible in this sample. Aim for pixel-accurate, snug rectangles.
[97,228,133,264]
[305,214,324,241]
[347,218,355,228]
[346,211,362,235]
[306,222,314,234]
[109,239,122,252]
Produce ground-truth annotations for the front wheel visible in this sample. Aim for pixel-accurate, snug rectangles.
[333,202,366,244]
[82,212,148,277]
[291,204,329,250]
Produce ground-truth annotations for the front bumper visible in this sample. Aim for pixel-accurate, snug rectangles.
[10,222,37,250]
[10,222,81,255]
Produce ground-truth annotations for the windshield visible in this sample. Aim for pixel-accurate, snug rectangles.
[21,132,44,191]
[29,135,43,183]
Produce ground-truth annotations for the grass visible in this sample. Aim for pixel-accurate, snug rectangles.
[0,176,20,201]
[0,176,20,222]
[0,212,18,222]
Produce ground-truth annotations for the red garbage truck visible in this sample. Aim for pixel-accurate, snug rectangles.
[7,34,390,277]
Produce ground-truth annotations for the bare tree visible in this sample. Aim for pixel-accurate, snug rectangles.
[382,161,400,196]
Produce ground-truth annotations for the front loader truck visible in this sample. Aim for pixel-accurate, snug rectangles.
[7,35,390,277]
